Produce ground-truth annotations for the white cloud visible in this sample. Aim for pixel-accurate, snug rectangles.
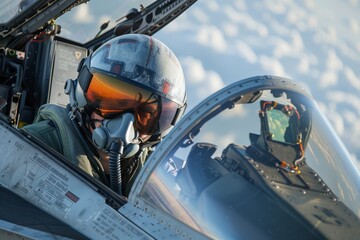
[272,2,315,31]
[259,55,286,76]
[200,131,216,144]
[319,71,338,88]
[349,0,360,7]
[181,57,225,102]
[307,15,318,29]
[199,71,224,96]
[349,18,360,34]
[326,91,360,116]
[271,31,304,58]
[221,104,247,118]
[326,49,343,71]
[340,110,360,150]
[269,19,292,36]
[329,104,345,136]
[343,109,357,123]
[207,0,220,12]
[318,50,343,88]
[73,4,94,23]
[297,56,311,74]
[314,26,339,46]
[223,5,268,37]
[162,12,192,32]
[222,22,239,37]
[272,37,293,58]
[331,114,345,136]
[195,25,227,52]
[318,102,345,137]
[344,66,360,91]
[304,0,315,9]
[292,31,305,51]
[192,8,209,23]
[235,41,257,63]
[181,57,205,83]
[263,0,287,15]
[286,8,306,26]
[233,0,247,11]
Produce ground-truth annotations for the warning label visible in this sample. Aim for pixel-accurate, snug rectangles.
[89,207,153,240]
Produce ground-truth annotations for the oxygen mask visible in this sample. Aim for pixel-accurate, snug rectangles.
[91,112,140,158]
[91,112,140,194]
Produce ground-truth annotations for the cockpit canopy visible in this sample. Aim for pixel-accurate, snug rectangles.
[130,76,360,239]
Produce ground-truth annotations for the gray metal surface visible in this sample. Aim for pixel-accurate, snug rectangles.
[0,120,154,239]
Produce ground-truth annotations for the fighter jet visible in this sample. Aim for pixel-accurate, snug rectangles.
[1,0,360,239]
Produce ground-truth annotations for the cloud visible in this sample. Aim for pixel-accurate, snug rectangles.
[267,31,313,75]
[195,25,227,52]
[314,26,339,46]
[286,7,306,29]
[233,0,247,11]
[349,18,360,34]
[221,104,247,118]
[271,31,304,58]
[349,0,360,7]
[269,19,292,36]
[317,102,345,137]
[222,22,239,37]
[318,49,343,88]
[181,57,225,104]
[319,71,338,88]
[304,0,315,9]
[73,4,94,23]
[297,56,311,74]
[285,2,318,31]
[344,66,360,91]
[326,49,343,71]
[339,41,360,61]
[207,0,220,12]
[263,1,287,14]
[182,57,205,83]
[342,110,360,148]
[223,5,268,37]
[328,103,345,136]
[235,41,257,63]
[327,91,360,114]
[163,14,193,32]
[192,8,209,23]
[272,37,293,58]
[258,55,286,76]
[292,31,305,51]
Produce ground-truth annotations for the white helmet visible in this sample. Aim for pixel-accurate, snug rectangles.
[67,34,187,140]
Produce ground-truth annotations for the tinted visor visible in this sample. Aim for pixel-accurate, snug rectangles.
[84,72,181,135]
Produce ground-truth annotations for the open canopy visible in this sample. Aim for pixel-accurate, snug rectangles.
[131,76,360,239]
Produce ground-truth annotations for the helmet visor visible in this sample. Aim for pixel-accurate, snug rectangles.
[84,72,181,135]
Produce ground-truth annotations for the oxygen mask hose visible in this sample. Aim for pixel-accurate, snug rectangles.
[92,113,139,195]
[108,140,124,194]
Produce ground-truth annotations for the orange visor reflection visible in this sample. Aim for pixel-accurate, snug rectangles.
[85,72,180,135]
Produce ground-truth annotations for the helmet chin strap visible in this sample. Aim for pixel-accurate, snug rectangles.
[92,113,140,195]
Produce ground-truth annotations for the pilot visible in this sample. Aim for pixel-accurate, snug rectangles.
[23,34,187,197]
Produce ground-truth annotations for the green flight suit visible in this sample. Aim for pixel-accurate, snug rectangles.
[22,104,149,196]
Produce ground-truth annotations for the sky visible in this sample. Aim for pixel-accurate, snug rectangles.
[155,0,360,163]
[56,0,360,163]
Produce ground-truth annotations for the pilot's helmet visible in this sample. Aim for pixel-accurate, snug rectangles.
[74,34,187,141]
